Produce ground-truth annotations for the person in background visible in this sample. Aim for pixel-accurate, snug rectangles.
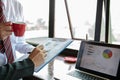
[0,0,36,64]
[0,0,44,79]
[0,47,46,80]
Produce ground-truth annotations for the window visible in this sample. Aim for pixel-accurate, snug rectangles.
[19,0,49,39]
[110,0,120,44]
[100,3,105,42]
[54,0,97,49]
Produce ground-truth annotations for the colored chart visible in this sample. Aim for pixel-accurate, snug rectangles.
[103,49,112,59]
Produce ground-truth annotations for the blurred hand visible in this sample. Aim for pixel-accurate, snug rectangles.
[29,45,46,67]
[0,22,12,40]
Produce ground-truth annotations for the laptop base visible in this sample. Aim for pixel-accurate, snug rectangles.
[67,70,108,80]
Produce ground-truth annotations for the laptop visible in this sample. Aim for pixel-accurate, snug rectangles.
[56,40,120,80]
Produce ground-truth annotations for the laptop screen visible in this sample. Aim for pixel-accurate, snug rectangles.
[76,41,120,79]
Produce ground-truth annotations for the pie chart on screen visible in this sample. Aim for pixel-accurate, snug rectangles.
[103,49,112,59]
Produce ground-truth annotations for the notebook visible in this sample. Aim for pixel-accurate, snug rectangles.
[16,37,73,72]
[56,40,120,80]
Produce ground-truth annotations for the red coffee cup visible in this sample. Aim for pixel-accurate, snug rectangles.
[12,22,26,37]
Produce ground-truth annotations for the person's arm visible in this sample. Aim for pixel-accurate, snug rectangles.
[12,36,35,53]
[0,58,34,80]
[0,47,46,80]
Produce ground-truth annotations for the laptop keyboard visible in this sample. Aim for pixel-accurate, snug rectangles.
[67,70,106,80]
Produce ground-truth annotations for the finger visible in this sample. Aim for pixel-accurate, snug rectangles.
[4,25,13,31]
[44,53,47,57]
[5,22,12,26]
[33,53,45,67]
[42,50,46,53]
[4,31,12,35]
[40,50,47,55]
[29,48,40,59]
[1,31,12,38]
[0,22,12,31]
[5,22,13,31]
[40,50,47,57]
[37,45,44,50]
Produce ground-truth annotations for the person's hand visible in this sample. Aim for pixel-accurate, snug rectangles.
[28,45,46,67]
[36,45,47,57]
[0,22,12,40]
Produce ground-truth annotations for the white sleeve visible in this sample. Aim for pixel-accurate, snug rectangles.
[15,37,35,53]
[3,0,24,22]
[10,33,35,54]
